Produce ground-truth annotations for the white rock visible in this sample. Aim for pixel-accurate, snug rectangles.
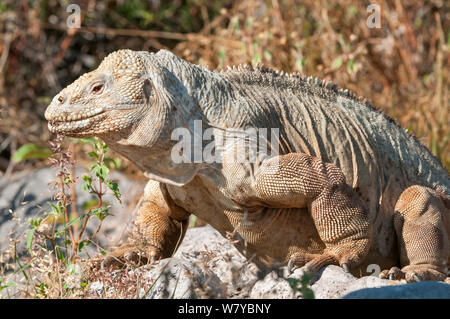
[137,258,225,299]
[310,265,394,299]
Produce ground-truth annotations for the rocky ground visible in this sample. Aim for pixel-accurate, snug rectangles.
[88,225,450,299]
[1,168,449,299]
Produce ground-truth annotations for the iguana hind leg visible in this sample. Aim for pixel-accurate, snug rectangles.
[381,185,449,282]
[100,180,190,269]
[253,153,371,272]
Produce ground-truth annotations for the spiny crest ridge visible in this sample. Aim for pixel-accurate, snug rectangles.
[219,62,368,107]
[218,62,439,163]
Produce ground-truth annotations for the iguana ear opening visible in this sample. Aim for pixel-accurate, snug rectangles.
[140,63,202,122]
[142,79,154,102]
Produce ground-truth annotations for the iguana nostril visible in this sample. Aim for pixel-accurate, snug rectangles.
[58,96,65,103]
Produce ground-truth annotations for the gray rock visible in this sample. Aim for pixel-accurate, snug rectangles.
[174,225,259,297]
[89,281,105,296]
[89,257,226,299]
[342,281,450,299]
[311,265,396,299]
[138,258,226,299]
[309,265,357,298]
[249,269,298,299]
[248,265,398,299]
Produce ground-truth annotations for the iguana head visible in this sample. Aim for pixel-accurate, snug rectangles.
[45,49,209,186]
[45,49,157,137]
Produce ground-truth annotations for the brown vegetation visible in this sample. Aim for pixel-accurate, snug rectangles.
[0,0,448,174]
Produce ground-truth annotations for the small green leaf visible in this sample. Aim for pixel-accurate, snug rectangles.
[1,282,16,289]
[87,151,99,159]
[12,144,52,163]
[302,288,315,299]
[55,247,65,262]
[105,180,121,203]
[90,206,109,221]
[82,198,99,210]
[332,56,343,69]
[80,137,97,148]
[29,218,42,228]
[285,278,299,292]
[346,59,356,74]
[0,280,16,292]
[81,175,93,192]
[91,163,109,182]
[48,202,63,216]
[65,213,88,228]
[26,229,35,254]
[301,273,313,286]
[104,157,121,169]
[78,241,91,252]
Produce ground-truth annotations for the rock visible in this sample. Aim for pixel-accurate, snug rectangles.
[174,225,260,297]
[89,257,226,299]
[249,265,397,299]
[309,265,357,298]
[89,281,104,296]
[342,281,450,299]
[310,265,396,298]
[138,258,225,299]
[249,269,298,299]
[87,226,256,299]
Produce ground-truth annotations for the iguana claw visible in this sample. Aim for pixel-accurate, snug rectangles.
[287,258,296,273]
[341,263,350,273]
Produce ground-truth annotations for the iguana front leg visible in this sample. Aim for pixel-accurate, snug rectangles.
[101,180,190,269]
[251,153,370,273]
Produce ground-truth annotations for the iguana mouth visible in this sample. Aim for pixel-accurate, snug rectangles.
[47,109,106,133]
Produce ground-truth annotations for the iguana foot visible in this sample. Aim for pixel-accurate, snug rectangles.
[287,253,338,274]
[92,244,162,270]
[379,265,447,282]
[379,267,403,280]
[401,265,446,282]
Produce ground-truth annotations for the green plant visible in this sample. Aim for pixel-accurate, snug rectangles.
[285,273,315,299]
[11,143,52,163]
[0,278,15,295]
[27,136,122,266]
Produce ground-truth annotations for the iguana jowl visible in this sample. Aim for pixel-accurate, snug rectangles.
[45,50,450,282]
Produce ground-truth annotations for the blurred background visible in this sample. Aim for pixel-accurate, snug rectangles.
[0,0,448,175]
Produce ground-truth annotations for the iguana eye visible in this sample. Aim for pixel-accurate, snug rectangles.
[92,84,104,94]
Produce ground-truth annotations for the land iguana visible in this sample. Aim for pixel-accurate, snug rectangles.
[44,49,450,282]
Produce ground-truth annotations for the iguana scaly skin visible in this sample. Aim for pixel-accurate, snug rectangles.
[45,50,450,282]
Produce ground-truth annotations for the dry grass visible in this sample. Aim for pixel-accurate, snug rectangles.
[0,0,448,173]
